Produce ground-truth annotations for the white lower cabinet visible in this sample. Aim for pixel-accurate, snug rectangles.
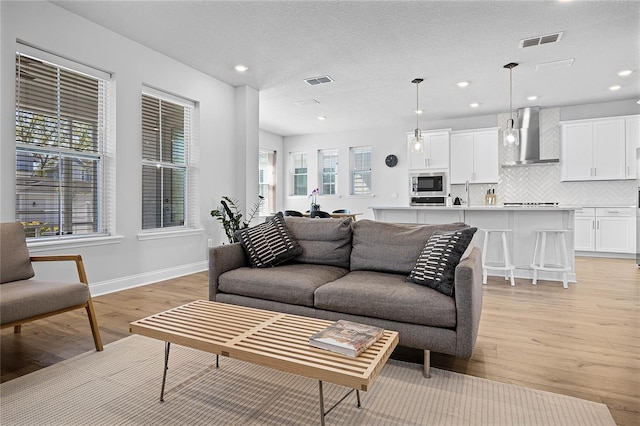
[574,207,636,254]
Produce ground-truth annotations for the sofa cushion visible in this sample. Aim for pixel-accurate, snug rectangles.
[407,227,478,296]
[218,263,349,307]
[284,217,353,268]
[235,212,303,268]
[350,220,468,274]
[314,270,457,328]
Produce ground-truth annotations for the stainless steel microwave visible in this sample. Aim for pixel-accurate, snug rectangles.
[410,172,447,197]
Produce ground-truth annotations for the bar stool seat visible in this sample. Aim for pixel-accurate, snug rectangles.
[531,229,571,289]
[481,228,515,287]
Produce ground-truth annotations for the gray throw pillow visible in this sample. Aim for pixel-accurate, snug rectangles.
[236,212,303,268]
[407,227,478,296]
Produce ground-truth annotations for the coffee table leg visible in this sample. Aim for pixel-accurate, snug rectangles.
[160,341,171,402]
[318,380,326,426]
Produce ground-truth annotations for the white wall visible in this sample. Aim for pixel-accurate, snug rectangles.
[0,1,247,294]
[283,100,640,217]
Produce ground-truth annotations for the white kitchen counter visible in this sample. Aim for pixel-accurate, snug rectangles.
[370,205,578,284]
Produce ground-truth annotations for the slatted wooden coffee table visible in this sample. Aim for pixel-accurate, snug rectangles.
[129,300,398,425]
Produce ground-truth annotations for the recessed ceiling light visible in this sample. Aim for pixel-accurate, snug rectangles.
[527,95,538,101]
[637,99,640,104]
[234,64,248,72]
[469,103,479,108]
[415,109,424,114]
[618,70,633,77]
[317,116,327,120]
[457,81,469,88]
[609,85,621,91]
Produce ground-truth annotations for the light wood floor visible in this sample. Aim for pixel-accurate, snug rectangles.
[2,257,638,425]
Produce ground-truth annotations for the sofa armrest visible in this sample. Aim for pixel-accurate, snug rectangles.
[208,243,248,300]
[453,246,483,358]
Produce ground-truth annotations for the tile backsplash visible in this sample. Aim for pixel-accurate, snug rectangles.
[451,108,637,207]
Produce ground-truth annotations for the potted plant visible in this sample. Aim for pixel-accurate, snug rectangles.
[211,196,263,243]
[309,188,320,213]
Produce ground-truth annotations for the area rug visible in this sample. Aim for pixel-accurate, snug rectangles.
[1,335,615,425]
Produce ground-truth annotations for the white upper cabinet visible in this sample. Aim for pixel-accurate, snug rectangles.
[450,128,499,184]
[625,116,640,179]
[561,116,634,181]
[407,130,450,170]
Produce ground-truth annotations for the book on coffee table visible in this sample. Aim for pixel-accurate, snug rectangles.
[309,320,384,357]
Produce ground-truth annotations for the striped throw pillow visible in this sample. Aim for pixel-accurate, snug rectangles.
[236,212,303,268]
[407,227,477,296]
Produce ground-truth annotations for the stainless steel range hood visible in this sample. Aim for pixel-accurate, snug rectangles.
[502,107,559,166]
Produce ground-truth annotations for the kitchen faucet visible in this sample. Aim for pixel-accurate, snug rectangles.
[465,180,470,206]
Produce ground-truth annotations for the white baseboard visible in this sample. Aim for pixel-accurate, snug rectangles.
[89,261,208,297]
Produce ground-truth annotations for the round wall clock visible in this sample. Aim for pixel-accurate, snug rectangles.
[385,154,398,168]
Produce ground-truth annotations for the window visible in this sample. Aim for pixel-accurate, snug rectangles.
[291,152,307,196]
[259,149,276,215]
[141,89,194,230]
[319,149,338,195]
[351,147,372,195]
[15,46,111,239]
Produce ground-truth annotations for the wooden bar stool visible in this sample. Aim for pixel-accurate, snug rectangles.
[481,229,515,286]
[531,229,571,289]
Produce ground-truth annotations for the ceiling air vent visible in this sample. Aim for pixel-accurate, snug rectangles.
[304,75,333,86]
[519,32,564,48]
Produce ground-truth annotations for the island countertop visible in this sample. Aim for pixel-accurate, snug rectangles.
[370,205,577,284]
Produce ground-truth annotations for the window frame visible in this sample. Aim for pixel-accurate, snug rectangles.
[290,152,308,196]
[259,148,276,216]
[318,149,339,196]
[140,86,195,232]
[350,146,372,196]
[15,44,113,242]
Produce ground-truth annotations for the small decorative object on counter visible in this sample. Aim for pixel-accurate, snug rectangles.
[485,189,497,205]
[447,193,452,207]
[309,188,320,213]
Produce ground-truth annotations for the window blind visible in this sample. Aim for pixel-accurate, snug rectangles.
[351,147,372,195]
[15,51,107,239]
[292,152,307,196]
[320,150,338,195]
[141,92,192,230]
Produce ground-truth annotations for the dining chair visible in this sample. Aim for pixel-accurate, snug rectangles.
[283,210,304,217]
[310,210,331,218]
[332,209,351,214]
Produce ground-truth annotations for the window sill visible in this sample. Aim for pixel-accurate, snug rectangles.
[137,227,204,241]
[27,235,124,252]
[347,194,376,199]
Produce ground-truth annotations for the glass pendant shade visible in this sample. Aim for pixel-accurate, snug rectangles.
[411,128,424,153]
[503,118,520,146]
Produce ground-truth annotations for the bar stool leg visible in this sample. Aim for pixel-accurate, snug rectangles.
[482,229,489,285]
[532,231,540,285]
[501,231,515,286]
[559,232,569,289]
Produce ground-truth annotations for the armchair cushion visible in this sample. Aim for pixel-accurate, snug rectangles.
[0,222,34,284]
[0,279,90,325]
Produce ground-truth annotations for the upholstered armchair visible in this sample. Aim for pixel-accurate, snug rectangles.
[0,222,103,351]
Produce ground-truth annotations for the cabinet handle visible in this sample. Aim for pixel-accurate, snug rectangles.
[596,220,600,230]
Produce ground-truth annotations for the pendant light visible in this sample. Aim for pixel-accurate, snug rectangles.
[410,78,424,153]
[503,62,520,146]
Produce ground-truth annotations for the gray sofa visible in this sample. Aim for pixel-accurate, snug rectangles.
[209,218,483,377]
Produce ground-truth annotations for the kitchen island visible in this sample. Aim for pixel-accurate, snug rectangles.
[370,205,579,284]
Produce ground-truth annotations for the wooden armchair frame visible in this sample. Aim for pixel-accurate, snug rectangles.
[1,254,103,351]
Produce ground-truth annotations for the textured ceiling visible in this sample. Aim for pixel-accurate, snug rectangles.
[52,0,640,137]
